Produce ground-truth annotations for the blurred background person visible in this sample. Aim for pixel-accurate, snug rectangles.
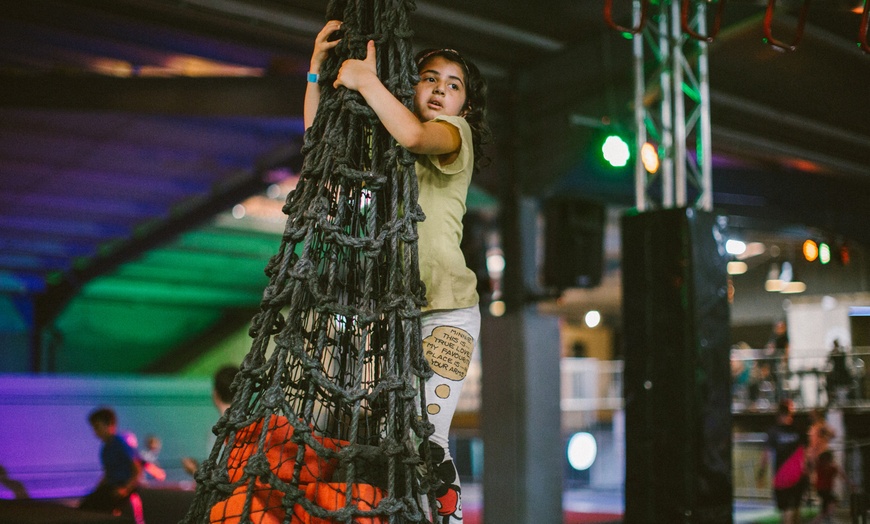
[826,339,852,405]
[765,320,790,400]
[757,399,808,524]
[139,435,166,483]
[182,365,239,476]
[79,407,144,524]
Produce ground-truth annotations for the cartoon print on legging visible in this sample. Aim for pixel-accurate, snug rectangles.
[420,441,462,523]
[421,325,473,523]
[423,326,473,383]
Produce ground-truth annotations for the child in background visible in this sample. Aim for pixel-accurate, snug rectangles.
[140,435,167,483]
[182,365,239,477]
[79,407,144,524]
[812,450,848,524]
[757,399,808,524]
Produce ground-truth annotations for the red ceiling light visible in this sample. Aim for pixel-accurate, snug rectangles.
[840,244,852,265]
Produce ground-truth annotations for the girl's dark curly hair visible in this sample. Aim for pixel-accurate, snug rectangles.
[415,48,492,175]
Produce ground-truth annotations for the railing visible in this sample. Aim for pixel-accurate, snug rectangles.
[456,351,870,422]
[455,358,625,422]
[559,359,623,434]
[560,358,624,412]
[454,354,870,499]
[731,350,870,412]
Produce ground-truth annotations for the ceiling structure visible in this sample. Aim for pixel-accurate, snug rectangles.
[1,0,869,373]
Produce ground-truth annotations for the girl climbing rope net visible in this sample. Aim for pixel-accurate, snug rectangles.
[182,1,489,523]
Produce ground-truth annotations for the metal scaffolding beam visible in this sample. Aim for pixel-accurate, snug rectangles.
[633,0,713,211]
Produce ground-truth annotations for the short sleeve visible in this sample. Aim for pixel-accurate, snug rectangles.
[426,115,473,176]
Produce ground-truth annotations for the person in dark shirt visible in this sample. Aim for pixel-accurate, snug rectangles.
[79,407,143,523]
[182,365,239,476]
[827,339,852,404]
[765,320,790,399]
[757,399,808,524]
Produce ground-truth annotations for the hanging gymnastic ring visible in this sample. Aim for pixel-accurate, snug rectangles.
[681,0,727,43]
[763,0,811,52]
[859,0,870,54]
[604,0,649,35]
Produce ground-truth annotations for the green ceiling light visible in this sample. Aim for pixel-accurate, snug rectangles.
[819,242,831,264]
[602,134,630,167]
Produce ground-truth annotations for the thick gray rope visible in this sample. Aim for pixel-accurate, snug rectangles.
[181,1,439,523]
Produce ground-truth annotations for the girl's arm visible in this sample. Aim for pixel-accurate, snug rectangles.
[304,20,342,130]
[334,40,461,156]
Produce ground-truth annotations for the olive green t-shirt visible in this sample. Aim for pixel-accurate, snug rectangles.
[415,115,479,311]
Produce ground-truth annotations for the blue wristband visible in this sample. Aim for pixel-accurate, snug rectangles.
[307,72,319,83]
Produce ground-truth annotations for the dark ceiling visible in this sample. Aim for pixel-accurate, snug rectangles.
[1,0,869,373]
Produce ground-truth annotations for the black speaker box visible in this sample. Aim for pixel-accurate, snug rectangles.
[542,198,604,289]
[621,208,733,524]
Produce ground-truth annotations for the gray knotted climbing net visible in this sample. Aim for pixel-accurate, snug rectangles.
[181,1,439,523]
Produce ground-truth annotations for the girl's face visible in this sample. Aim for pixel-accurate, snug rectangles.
[413,56,468,122]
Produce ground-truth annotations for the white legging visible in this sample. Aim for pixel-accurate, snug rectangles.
[419,305,480,524]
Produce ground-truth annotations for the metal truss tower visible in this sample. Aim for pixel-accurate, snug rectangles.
[631,0,714,212]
